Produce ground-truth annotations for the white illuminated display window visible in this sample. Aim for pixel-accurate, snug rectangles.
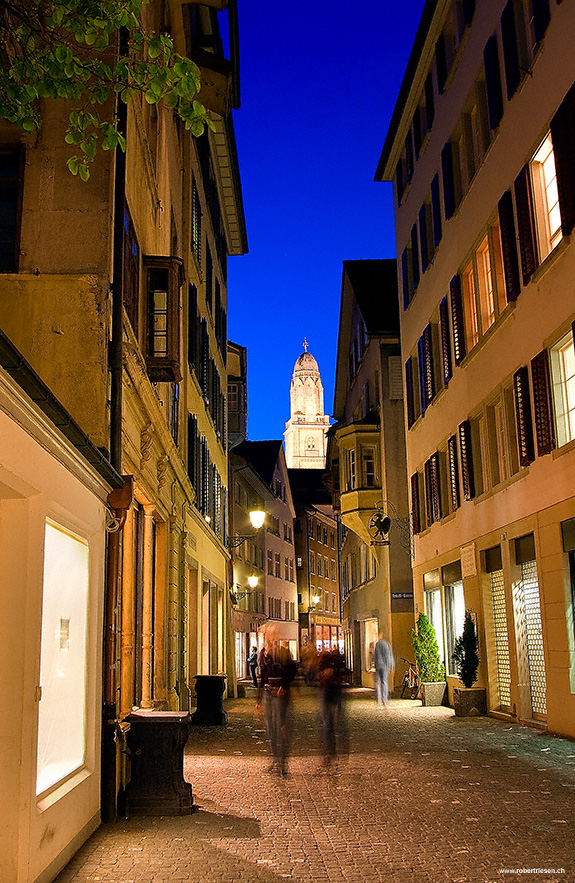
[36,521,89,796]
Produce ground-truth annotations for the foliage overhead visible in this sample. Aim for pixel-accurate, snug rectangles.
[412,612,445,683]
[452,611,480,688]
[0,0,214,179]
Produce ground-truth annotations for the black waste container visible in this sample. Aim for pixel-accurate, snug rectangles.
[191,674,228,725]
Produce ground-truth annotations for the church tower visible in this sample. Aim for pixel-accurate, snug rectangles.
[284,339,330,468]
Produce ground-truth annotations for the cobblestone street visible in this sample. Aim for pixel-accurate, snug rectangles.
[57,691,575,883]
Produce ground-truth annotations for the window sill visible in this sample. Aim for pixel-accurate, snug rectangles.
[551,436,575,461]
[530,233,570,285]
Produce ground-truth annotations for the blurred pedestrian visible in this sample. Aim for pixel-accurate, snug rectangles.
[269,645,298,776]
[247,645,258,687]
[301,641,318,684]
[374,633,394,707]
[317,647,348,768]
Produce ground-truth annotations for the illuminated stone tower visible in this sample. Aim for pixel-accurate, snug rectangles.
[284,339,330,468]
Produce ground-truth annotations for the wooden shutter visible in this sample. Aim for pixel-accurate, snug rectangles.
[431,174,442,246]
[513,365,535,466]
[405,358,415,427]
[550,82,575,237]
[439,296,452,384]
[435,33,447,94]
[425,73,435,129]
[514,166,539,285]
[498,190,521,301]
[411,224,420,291]
[417,336,427,414]
[429,452,442,522]
[405,130,414,182]
[424,459,434,527]
[396,159,404,206]
[422,323,435,405]
[419,204,429,273]
[449,275,467,366]
[411,472,421,535]
[531,349,555,455]
[401,248,410,310]
[447,434,460,511]
[483,35,504,130]
[458,420,476,501]
[501,0,521,100]
[442,142,456,219]
[531,0,551,43]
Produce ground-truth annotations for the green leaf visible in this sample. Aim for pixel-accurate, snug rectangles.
[79,163,90,182]
[67,155,79,175]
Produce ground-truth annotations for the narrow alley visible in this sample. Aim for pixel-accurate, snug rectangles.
[56,691,575,883]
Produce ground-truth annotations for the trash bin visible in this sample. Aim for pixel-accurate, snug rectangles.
[123,710,193,816]
[191,674,228,725]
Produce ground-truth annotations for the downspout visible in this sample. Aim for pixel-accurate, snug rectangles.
[101,25,129,824]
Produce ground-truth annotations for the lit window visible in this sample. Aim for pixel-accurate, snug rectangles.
[144,255,184,382]
[461,219,507,354]
[462,260,479,350]
[531,133,563,261]
[551,333,575,447]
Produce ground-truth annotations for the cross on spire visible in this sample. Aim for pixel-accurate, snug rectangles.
[303,337,309,352]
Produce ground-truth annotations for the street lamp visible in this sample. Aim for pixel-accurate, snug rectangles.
[229,509,266,548]
[230,575,260,606]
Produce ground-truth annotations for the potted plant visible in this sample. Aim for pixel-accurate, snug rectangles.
[412,612,446,706]
[451,611,487,716]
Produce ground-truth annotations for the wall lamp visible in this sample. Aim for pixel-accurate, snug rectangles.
[231,575,260,605]
[229,509,266,548]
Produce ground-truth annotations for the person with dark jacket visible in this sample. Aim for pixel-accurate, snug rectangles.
[247,646,258,687]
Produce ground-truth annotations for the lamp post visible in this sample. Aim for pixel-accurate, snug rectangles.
[308,593,320,650]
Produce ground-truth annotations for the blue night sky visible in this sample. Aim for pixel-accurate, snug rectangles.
[226,0,426,441]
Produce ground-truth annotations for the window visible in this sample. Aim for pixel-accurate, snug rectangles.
[309,551,315,574]
[425,588,445,663]
[530,133,562,261]
[345,449,356,490]
[267,549,273,575]
[191,178,201,264]
[324,556,329,579]
[361,446,376,488]
[123,204,140,333]
[289,559,294,582]
[274,552,281,577]
[551,331,575,447]
[331,559,336,581]
[144,256,184,382]
[330,530,335,549]
[445,582,466,675]
[0,147,22,274]
[308,519,314,538]
[323,527,328,545]
[316,522,321,542]
[460,221,507,354]
[284,556,289,580]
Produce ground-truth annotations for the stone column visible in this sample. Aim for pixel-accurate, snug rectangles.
[120,506,135,716]
[140,506,155,709]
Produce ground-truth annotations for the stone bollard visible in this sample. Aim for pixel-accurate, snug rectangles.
[191,674,228,725]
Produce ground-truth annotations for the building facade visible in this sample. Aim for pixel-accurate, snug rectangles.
[327,260,413,687]
[284,341,330,469]
[377,0,575,737]
[0,1,246,878]
[289,468,343,654]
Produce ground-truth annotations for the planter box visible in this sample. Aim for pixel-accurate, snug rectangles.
[453,687,487,716]
[421,681,447,706]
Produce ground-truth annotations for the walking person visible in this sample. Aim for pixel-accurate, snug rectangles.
[317,647,348,769]
[374,633,394,707]
[247,645,258,687]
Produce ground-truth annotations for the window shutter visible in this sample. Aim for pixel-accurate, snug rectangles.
[550,82,575,237]
[531,0,551,43]
[447,434,460,511]
[396,159,405,206]
[187,283,198,369]
[422,323,435,405]
[431,174,442,246]
[513,365,535,466]
[411,224,420,291]
[498,190,521,301]
[514,166,539,285]
[484,35,504,130]
[501,0,521,100]
[436,33,448,94]
[425,73,435,129]
[417,336,427,414]
[458,420,476,500]
[429,452,442,522]
[405,130,414,182]
[419,204,429,273]
[442,142,456,219]
[411,472,421,535]
[439,296,452,385]
[530,349,555,455]
[405,358,415,427]
[401,248,410,310]
[424,459,434,527]
[413,107,422,160]
[449,274,467,366]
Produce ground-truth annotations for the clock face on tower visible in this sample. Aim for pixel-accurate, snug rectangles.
[284,340,330,469]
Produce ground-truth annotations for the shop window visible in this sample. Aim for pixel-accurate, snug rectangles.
[425,588,445,663]
[37,521,89,795]
[144,255,184,382]
[363,619,379,672]
[445,581,466,675]
[550,331,575,447]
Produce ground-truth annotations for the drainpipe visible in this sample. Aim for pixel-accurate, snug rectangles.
[101,26,129,824]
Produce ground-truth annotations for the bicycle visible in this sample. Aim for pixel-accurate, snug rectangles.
[399,657,421,699]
